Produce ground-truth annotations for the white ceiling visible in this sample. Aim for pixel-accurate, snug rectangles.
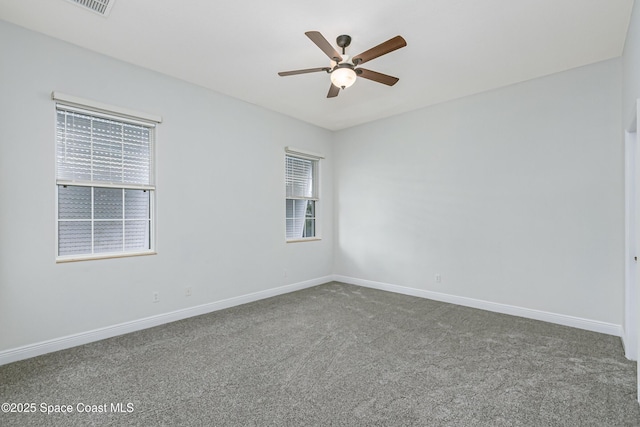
[0,0,634,130]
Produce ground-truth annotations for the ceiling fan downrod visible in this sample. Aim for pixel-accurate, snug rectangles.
[336,34,352,55]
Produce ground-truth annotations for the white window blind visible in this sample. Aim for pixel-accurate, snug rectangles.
[56,108,154,186]
[285,155,318,240]
[55,103,156,260]
[286,156,316,199]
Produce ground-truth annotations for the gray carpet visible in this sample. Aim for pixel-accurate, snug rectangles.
[1,281,639,426]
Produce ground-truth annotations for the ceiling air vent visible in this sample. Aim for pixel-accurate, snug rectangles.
[66,0,115,16]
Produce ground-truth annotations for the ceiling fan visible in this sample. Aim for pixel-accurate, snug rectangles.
[278,31,407,98]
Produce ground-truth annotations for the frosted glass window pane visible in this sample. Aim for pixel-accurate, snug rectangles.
[125,189,150,219]
[125,220,150,251]
[295,199,306,219]
[123,127,151,184]
[94,188,123,219]
[94,221,123,253]
[56,112,92,181]
[286,218,304,239]
[59,221,92,255]
[286,198,315,239]
[58,185,91,219]
[93,120,123,182]
[286,199,294,218]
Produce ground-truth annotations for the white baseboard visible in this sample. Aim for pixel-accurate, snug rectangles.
[622,328,638,361]
[332,275,623,337]
[1,275,624,366]
[0,276,331,366]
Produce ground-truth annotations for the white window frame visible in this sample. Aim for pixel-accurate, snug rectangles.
[285,146,324,243]
[53,92,162,262]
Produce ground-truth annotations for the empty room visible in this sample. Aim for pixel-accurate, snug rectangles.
[2,0,640,425]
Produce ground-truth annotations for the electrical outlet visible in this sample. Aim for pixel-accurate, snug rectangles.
[185,286,192,297]
[435,274,442,284]
[152,292,160,303]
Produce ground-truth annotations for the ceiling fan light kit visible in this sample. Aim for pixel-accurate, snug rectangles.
[278,31,406,98]
[331,66,357,89]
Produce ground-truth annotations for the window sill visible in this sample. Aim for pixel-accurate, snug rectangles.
[56,251,157,263]
[286,238,322,243]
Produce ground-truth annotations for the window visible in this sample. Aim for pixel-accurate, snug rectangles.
[285,147,323,241]
[54,93,161,261]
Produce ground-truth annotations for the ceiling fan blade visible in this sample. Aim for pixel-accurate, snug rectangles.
[327,83,340,98]
[357,68,400,86]
[352,35,406,65]
[305,31,343,62]
[278,67,330,76]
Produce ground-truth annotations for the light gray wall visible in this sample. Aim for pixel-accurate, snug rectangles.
[623,0,640,129]
[0,16,630,355]
[0,21,333,351]
[334,59,624,325]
